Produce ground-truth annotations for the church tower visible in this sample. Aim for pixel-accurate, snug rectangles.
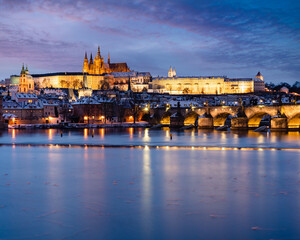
[19,64,29,93]
[83,52,89,73]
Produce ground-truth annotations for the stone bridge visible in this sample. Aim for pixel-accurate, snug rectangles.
[150,104,300,130]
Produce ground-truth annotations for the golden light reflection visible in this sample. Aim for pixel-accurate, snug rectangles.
[129,127,133,139]
[100,128,105,139]
[144,128,149,141]
[12,129,15,139]
[142,143,152,234]
[48,129,53,140]
[84,128,88,139]
[165,129,170,138]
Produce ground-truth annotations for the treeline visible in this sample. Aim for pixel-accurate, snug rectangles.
[265,81,300,94]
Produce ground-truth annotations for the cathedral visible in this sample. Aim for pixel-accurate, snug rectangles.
[83,46,130,75]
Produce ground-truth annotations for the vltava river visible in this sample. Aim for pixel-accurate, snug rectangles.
[0,129,299,240]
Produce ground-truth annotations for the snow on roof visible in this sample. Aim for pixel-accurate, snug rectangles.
[2,113,18,119]
[15,93,37,98]
[111,71,151,77]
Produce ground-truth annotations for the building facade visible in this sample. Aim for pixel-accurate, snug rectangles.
[148,71,265,95]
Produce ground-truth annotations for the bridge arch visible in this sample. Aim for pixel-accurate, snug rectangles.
[288,113,300,129]
[160,111,172,125]
[248,112,271,128]
[184,111,199,126]
[213,112,232,127]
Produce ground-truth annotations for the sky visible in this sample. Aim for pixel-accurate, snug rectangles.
[0,0,299,84]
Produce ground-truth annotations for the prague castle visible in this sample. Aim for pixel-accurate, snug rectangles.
[10,46,150,92]
[9,46,264,95]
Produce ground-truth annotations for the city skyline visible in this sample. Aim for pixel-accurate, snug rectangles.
[0,0,299,84]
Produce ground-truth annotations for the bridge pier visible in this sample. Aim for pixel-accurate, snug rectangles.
[231,117,248,130]
[271,117,288,131]
[198,116,214,129]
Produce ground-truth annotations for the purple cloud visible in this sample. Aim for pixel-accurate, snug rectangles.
[0,0,299,84]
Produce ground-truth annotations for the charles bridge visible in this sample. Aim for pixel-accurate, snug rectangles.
[150,104,300,130]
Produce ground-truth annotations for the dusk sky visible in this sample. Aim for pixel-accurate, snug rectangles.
[0,0,299,84]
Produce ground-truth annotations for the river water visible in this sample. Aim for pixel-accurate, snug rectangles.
[0,129,299,240]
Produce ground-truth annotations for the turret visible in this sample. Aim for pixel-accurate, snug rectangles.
[25,65,29,74]
[83,52,89,73]
[255,71,263,81]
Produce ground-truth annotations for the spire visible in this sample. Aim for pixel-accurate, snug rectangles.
[172,67,176,77]
[168,66,172,77]
[97,46,101,59]
[21,63,25,74]
[84,52,87,60]
[108,52,110,64]
[89,53,93,64]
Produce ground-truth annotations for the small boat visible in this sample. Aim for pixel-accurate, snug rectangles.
[216,125,229,131]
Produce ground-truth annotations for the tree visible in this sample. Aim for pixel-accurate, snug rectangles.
[183,88,190,94]
[72,79,80,89]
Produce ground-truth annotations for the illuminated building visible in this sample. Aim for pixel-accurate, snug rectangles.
[148,69,265,94]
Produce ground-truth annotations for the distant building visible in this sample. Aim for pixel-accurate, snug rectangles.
[279,87,289,94]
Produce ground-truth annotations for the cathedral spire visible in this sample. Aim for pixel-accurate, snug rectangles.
[89,53,93,64]
[108,52,110,64]
[84,52,87,60]
[97,46,101,59]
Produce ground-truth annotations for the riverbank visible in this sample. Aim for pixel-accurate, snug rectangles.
[7,122,151,129]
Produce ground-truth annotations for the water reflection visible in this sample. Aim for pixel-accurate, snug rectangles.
[0,146,299,239]
[84,128,88,139]
[1,128,300,150]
